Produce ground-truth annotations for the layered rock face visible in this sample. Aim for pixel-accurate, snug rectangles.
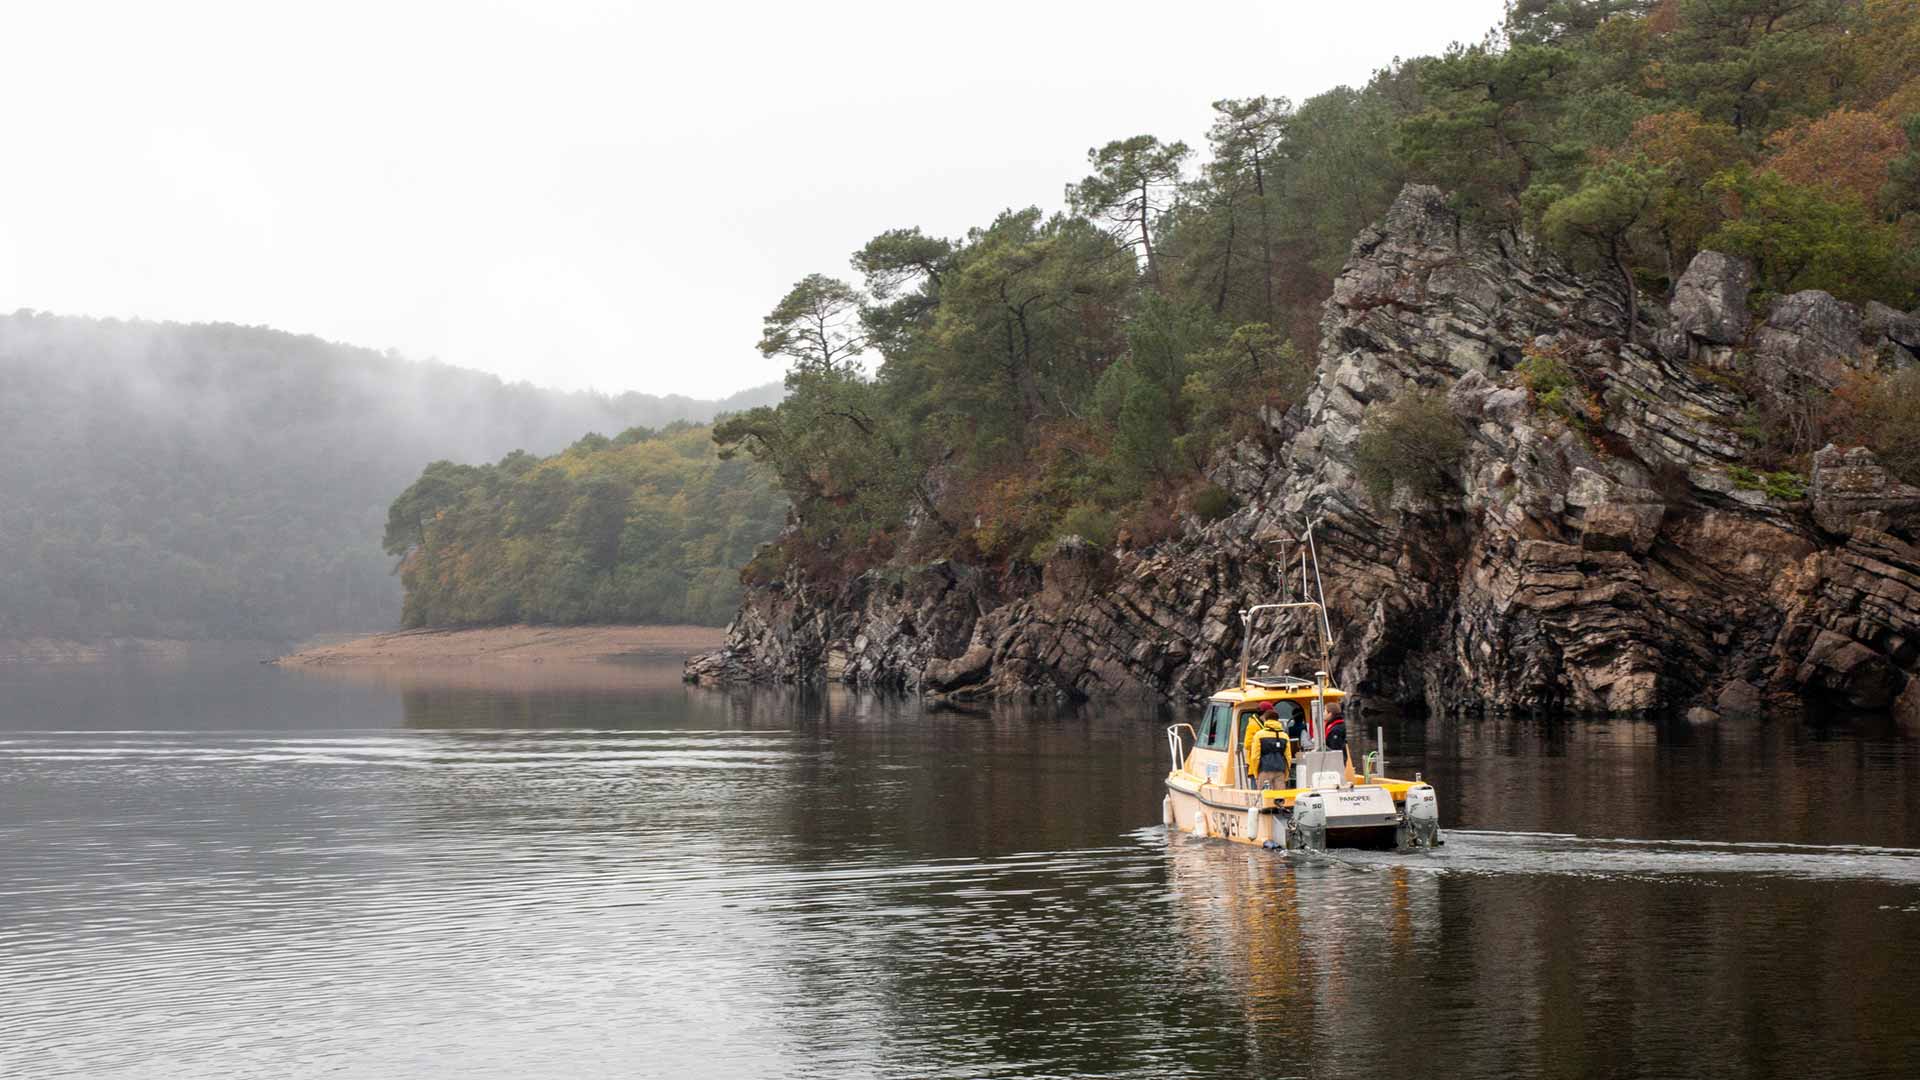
[690,185,1920,719]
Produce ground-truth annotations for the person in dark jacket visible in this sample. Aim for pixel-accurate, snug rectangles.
[1285,706,1309,747]
[1324,702,1347,752]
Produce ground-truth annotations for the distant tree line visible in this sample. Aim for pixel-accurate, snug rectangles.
[0,312,781,640]
[384,424,785,627]
[717,0,1920,580]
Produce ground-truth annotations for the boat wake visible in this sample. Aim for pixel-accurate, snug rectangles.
[1246,827,1920,885]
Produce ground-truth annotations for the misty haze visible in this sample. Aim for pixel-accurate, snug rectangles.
[4,2,1919,1078]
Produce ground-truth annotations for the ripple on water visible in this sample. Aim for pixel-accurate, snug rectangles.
[4,714,1920,1080]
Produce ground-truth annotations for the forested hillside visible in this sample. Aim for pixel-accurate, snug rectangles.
[0,312,781,641]
[383,425,785,628]
[718,0,1920,579]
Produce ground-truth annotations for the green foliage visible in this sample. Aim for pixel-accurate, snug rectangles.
[1394,0,1920,306]
[1113,372,1177,486]
[1727,465,1807,501]
[1168,97,1291,322]
[1765,471,1807,501]
[758,274,868,377]
[1878,114,1920,224]
[853,227,955,354]
[384,460,483,557]
[1189,483,1236,522]
[925,209,1135,464]
[1180,323,1310,458]
[1274,81,1413,281]
[1703,168,1914,304]
[967,429,1108,561]
[722,0,1920,577]
[713,365,922,546]
[390,424,786,627]
[1661,0,1854,134]
[1047,503,1118,556]
[1353,390,1468,506]
[1516,347,1602,430]
[1066,135,1192,281]
[1530,158,1662,333]
[1612,110,1750,281]
[1505,0,1657,45]
[1400,42,1574,219]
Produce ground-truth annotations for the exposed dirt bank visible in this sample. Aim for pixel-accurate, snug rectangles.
[273,625,725,668]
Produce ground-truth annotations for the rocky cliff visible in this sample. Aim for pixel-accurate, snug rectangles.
[690,185,1920,723]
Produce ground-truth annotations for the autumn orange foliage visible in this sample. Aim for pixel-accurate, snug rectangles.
[1616,110,1745,175]
[1857,0,1920,107]
[1645,0,1680,36]
[1765,110,1908,210]
[1876,77,1920,125]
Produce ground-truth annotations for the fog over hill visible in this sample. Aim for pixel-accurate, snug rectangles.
[0,311,780,641]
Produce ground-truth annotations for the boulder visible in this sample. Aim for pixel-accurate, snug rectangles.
[1669,250,1751,346]
[1447,369,1495,418]
[1810,444,1920,536]
[1766,290,1861,354]
[1863,301,1920,359]
[922,642,993,693]
[1751,291,1862,392]
[1812,444,1894,498]
[1715,679,1763,716]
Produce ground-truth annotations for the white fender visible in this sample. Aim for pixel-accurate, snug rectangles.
[1163,795,1174,828]
[1245,804,1261,842]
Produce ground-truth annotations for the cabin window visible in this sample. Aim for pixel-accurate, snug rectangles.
[1198,702,1233,750]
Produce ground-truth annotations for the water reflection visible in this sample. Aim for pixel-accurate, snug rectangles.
[1410,711,1920,846]
[0,658,1916,1078]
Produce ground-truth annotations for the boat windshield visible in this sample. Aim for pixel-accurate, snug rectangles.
[1197,702,1232,750]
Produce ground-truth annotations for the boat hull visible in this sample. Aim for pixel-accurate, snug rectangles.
[1165,781,1419,851]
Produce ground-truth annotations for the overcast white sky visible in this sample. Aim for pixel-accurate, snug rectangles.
[0,1,1506,400]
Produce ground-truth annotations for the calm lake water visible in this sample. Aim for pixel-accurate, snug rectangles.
[3,652,1918,1079]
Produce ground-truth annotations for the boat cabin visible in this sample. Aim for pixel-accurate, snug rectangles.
[1186,679,1349,795]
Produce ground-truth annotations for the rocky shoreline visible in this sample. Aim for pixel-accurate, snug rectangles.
[688,185,1920,726]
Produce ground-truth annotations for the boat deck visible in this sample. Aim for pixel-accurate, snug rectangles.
[1166,769,1423,810]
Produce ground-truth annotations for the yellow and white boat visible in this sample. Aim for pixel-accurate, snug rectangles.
[1163,528,1440,851]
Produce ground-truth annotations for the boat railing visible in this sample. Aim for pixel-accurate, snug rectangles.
[1165,723,1195,772]
[1236,601,1333,688]
[1246,674,1315,690]
[1240,515,1337,687]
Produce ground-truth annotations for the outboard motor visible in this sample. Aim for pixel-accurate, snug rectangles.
[1292,792,1327,851]
[1405,783,1439,848]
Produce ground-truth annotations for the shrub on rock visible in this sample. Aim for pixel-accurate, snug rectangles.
[1353,389,1467,507]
